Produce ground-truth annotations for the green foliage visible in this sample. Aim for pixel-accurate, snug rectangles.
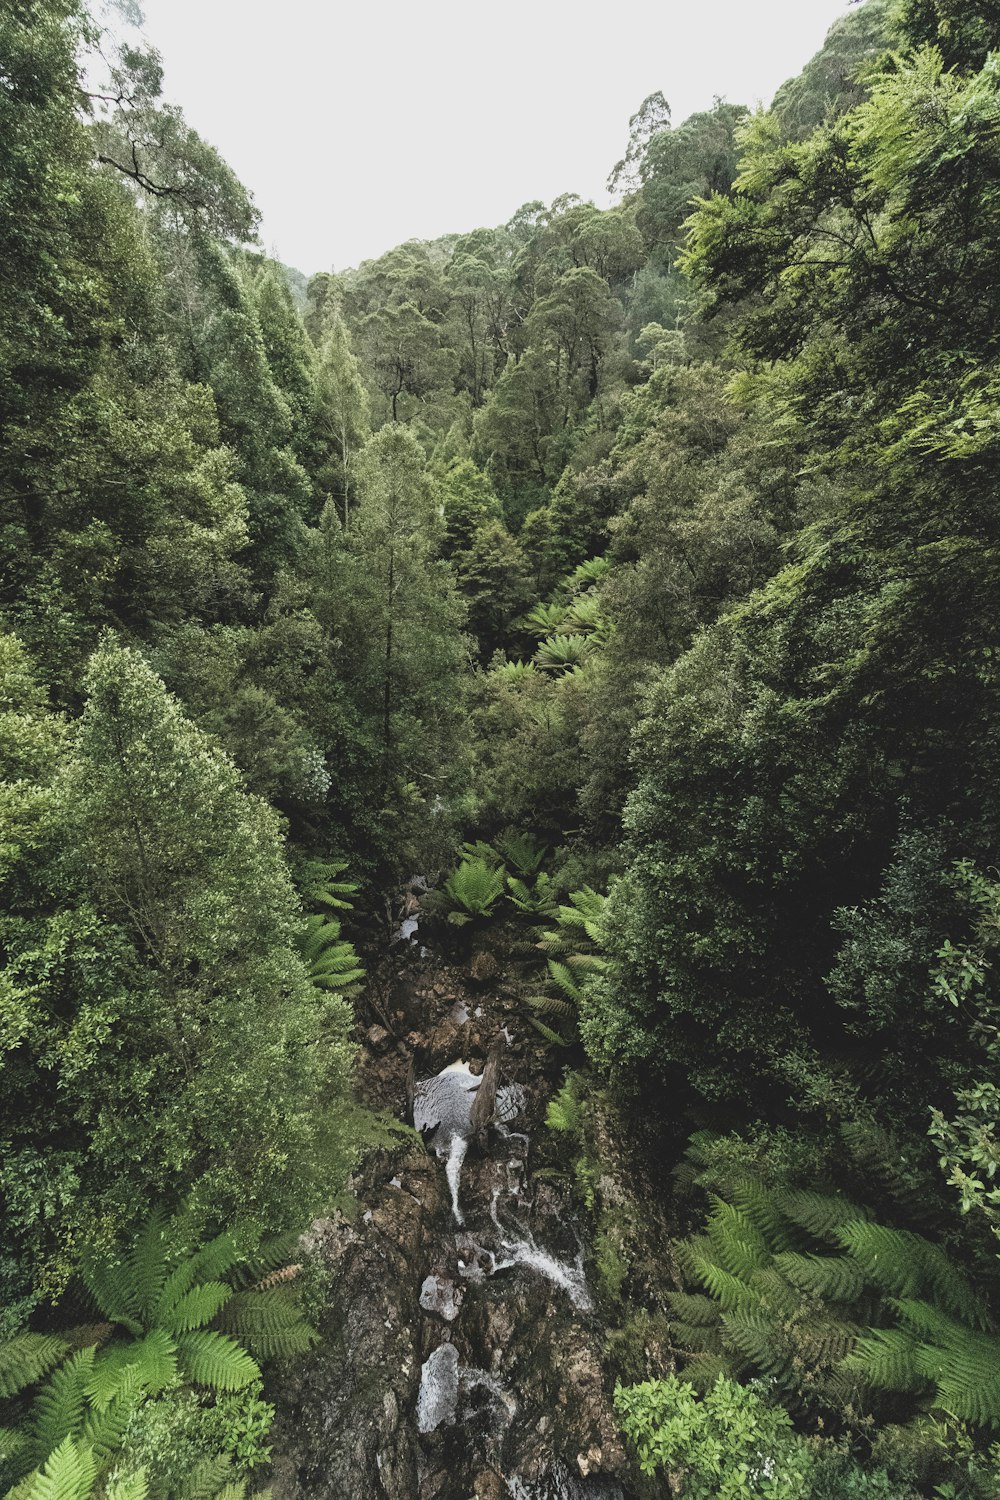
[615,1375,813,1497]
[433,856,507,926]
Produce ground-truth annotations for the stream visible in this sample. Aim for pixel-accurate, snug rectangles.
[268,894,636,1500]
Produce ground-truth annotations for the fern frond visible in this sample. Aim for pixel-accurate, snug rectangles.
[86,1331,177,1407]
[174,1332,259,1391]
[775,1252,867,1303]
[32,1350,95,1457]
[528,1017,571,1047]
[160,1282,231,1336]
[79,1367,144,1461]
[546,960,584,1004]
[684,1250,755,1313]
[104,1471,150,1500]
[183,1232,243,1290]
[844,1328,921,1392]
[230,1234,300,1290]
[128,1210,170,1323]
[215,1288,317,1362]
[669,1320,723,1354]
[20,1435,96,1500]
[731,1182,798,1254]
[779,1190,867,1242]
[494,832,547,876]
[524,994,576,1020]
[706,1199,770,1278]
[721,1308,791,1381]
[665,1292,721,1328]
[78,1255,139,1336]
[0,1335,70,1399]
[679,1352,731,1391]
[176,1455,234,1500]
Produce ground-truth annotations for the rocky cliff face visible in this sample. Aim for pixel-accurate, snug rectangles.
[268,920,669,1500]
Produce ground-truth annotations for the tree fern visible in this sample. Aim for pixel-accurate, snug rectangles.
[31,1351,95,1461]
[507,873,558,918]
[494,831,546,876]
[215,1286,317,1362]
[518,601,567,638]
[0,1338,69,1401]
[17,1435,97,1500]
[774,1251,868,1304]
[172,1333,258,1393]
[845,1327,923,1394]
[837,1222,991,1329]
[534,633,594,673]
[434,856,506,924]
[563,556,610,593]
[778,1189,867,1242]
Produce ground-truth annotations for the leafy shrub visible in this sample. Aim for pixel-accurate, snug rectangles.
[615,1374,813,1498]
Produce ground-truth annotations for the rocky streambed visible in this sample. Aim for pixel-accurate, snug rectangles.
[268,909,666,1500]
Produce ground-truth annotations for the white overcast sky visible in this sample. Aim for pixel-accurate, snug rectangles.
[136,0,854,275]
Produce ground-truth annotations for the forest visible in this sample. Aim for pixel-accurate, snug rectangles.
[2,0,1000,1495]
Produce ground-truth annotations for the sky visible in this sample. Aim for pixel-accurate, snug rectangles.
[136,0,855,275]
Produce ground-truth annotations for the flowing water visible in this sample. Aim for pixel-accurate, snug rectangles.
[270,929,637,1500]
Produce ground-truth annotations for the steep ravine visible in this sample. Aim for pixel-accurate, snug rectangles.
[267,900,666,1500]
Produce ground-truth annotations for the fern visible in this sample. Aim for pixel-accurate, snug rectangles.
[299,859,358,913]
[173,1333,258,1392]
[32,1350,95,1460]
[665,1292,721,1329]
[705,1199,769,1279]
[83,1332,177,1408]
[845,1327,923,1393]
[19,1435,97,1500]
[491,659,537,685]
[524,993,576,1020]
[528,1017,571,1047]
[104,1473,150,1500]
[778,1189,867,1242]
[176,1454,235,1500]
[0,1336,70,1400]
[563,556,610,593]
[297,916,364,990]
[507,873,558,918]
[774,1251,868,1303]
[494,832,547,875]
[518,601,567,638]
[534,633,594,673]
[434,856,506,924]
[215,1287,317,1362]
[561,593,608,638]
[837,1222,991,1329]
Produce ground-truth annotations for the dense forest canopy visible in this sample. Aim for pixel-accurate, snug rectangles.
[4,0,1000,1494]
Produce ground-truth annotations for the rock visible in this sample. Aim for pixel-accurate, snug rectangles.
[469,949,500,985]
[419,1273,464,1322]
[365,1024,391,1051]
[473,1472,508,1499]
[416,1341,459,1433]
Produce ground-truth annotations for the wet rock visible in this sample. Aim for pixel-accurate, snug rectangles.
[417,1341,459,1433]
[420,1273,464,1322]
